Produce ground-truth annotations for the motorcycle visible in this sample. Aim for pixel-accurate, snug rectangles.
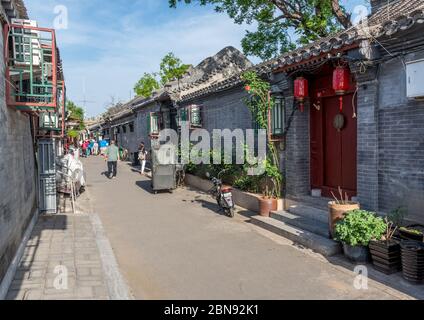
[206,170,235,217]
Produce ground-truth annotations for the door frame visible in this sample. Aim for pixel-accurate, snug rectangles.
[309,64,358,199]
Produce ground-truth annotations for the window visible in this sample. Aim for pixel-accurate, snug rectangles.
[270,96,285,136]
[123,125,127,134]
[148,112,160,136]
[117,126,120,134]
[129,122,134,132]
[190,105,202,127]
[177,105,202,127]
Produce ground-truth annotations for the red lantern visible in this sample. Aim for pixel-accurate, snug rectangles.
[333,66,351,112]
[294,77,309,112]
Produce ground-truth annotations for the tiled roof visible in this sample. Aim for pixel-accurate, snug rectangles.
[178,59,275,102]
[273,0,424,70]
[179,0,424,103]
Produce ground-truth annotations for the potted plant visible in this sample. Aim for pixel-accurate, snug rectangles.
[335,210,386,263]
[369,218,402,274]
[259,185,278,217]
[398,225,424,242]
[242,71,282,218]
[328,187,360,238]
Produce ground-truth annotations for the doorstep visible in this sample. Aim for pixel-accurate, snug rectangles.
[251,196,342,257]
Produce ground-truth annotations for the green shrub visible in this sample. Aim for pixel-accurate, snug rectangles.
[335,210,386,247]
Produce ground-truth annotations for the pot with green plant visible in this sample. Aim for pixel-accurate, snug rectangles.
[242,71,283,217]
[398,225,424,242]
[369,218,402,274]
[335,210,386,263]
[259,185,278,217]
[328,187,360,238]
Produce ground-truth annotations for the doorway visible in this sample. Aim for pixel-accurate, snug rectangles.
[310,68,357,199]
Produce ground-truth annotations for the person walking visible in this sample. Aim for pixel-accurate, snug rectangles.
[105,140,120,179]
[93,140,99,155]
[138,142,148,175]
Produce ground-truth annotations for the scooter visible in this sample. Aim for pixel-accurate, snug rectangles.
[206,170,235,217]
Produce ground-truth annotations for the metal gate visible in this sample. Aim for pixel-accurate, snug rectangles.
[38,139,57,214]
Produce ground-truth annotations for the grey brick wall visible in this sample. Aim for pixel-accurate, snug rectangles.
[376,54,424,222]
[352,50,424,222]
[182,86,253,134]
[0,26,37,282]
[284,96,310,197]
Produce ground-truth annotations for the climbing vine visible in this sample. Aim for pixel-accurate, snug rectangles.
[241,71,282,198]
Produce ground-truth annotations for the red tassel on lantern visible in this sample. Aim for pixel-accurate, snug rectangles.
[294,77,308,112]
[333,66,351,112]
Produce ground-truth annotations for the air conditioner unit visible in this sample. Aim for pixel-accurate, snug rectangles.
[39,112,59,129]
[406,59,424,99]
[11,18,41,67]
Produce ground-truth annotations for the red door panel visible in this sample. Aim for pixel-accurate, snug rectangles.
[310,77,357,199]
[323,96,342,189]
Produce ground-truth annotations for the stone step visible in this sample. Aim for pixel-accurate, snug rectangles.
[285,204,328,224]
[251,215,342,257]
[270,211,329,238]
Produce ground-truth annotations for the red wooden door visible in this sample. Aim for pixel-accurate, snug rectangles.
[311,93,357,199]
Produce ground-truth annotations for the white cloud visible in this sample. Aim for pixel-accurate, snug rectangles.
[25,0,259,117]
[65,16,256,117]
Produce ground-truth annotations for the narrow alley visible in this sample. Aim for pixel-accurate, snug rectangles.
[82,157,409,300]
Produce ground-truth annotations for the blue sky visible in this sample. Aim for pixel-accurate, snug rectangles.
[25,0,369,117]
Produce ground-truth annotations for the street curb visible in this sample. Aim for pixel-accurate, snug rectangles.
[89,213,134,300]
[81,177,134,300]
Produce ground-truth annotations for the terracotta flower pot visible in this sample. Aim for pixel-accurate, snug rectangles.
[328,201,360,238]
[259,197,277,217]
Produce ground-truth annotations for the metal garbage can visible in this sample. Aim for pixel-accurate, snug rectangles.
[151,144,177,193]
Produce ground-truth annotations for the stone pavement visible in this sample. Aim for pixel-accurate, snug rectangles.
[5,213,109,300]
[5,189,132,300]
[83,157,417,300]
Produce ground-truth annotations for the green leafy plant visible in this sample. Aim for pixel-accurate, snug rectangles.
[335,210,387,247]
[399,227,423,236]
[159,52,190,85]
[169,0,351,60]
[242,71,282,198]
[387,206,408,227]
[67,130,79,139]
[134,72,160,98]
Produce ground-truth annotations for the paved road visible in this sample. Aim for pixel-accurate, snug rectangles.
[83,156,405,300]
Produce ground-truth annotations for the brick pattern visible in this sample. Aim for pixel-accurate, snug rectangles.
[182,86,253,133]
[284,97,310,197]
[6,214,110,300]
[356,80,379,211]
[377,102,424,222]
[0,18,37,282]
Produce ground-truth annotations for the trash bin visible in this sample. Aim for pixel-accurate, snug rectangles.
[151,144,176,193]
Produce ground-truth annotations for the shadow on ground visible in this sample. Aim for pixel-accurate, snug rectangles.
[6,215,68,300]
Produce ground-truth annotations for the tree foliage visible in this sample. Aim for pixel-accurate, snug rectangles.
[134,53,189,98]
[159,52,190,85]
[169,0,352,60]
[67,100,84,121]
[134,72,160,98]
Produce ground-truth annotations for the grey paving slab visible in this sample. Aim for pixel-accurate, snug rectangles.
[82,156,419,300]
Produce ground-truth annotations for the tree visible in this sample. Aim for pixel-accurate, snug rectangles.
[159,52,190,85]
[66,101,85,130]
[134,72,160,98]
[67,100,84,121]
[169,0,352,60]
